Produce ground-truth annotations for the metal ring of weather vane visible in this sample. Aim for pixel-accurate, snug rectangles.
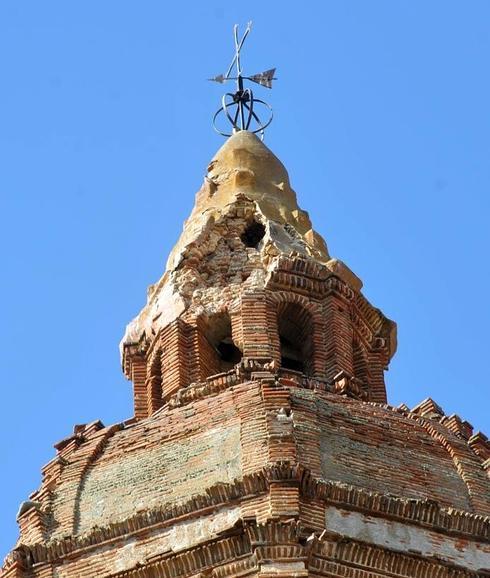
[210,23,276,138]
[213,89,274,138]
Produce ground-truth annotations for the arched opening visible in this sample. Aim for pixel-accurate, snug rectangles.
[277,302,314,375]
[216,338,242,367]
[202,312,242,375]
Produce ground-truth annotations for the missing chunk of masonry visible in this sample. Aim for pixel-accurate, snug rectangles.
[241,220,266,248]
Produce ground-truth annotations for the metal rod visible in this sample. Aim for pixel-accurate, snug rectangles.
[211,22,274,138]
[224,22,251,80]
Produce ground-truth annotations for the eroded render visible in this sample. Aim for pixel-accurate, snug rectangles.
[3,132,489,578]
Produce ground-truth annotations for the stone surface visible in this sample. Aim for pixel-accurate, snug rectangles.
[170,130,330,269]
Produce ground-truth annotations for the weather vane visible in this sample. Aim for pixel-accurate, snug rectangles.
[209,22,276,139]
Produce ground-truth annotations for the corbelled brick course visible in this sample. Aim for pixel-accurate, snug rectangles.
[3,131,488,577]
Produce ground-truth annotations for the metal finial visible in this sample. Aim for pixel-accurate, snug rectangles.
[209,22,276,139]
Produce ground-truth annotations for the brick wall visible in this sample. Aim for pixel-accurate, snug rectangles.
[123,253,395,414]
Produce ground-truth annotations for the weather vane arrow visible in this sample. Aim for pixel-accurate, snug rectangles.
[209,22,277,138]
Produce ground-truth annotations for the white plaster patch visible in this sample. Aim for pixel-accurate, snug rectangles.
[260,561,307,575]
[121,279,185,356]
[112,506,241,572]
[53,506,242,577]
[325,506,490,572]
[114,539,139,572]
[167,505,241,553]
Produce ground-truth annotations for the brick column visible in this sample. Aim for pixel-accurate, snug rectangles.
[161,319,192,402]
[323,289,354,381]
[131,354,148,420]
[266,296,281,369]
[191,316,221,381]
[241,290,274,363]
[368,348,387,403]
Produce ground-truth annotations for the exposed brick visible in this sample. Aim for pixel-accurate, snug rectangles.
[4,130,487,578]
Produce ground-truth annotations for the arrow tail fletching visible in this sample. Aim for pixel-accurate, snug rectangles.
[209,74,227,84]
[249,68,276,88]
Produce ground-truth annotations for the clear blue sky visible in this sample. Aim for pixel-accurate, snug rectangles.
[1,1,489,556]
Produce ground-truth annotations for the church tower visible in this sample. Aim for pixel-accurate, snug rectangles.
[3,128,489,578]
[2,26,489,578]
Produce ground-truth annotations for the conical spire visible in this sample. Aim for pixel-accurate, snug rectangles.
[167,130,330,272]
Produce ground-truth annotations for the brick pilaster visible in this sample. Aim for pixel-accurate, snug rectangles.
[192,316,221,381]
[323,292,354,381]
[161,319,192,402]
[241,290,274,362]
[146,343,163,415]
[17,508,46,545]
[261,379,300,520]
[368,350,387,403]
[131,354,148,420]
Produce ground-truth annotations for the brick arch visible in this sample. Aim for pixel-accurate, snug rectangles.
[194,309,243,380]
[408,415,490,515]
[72,425,120,535]
[267,291,326,377]
[267,290,321,311]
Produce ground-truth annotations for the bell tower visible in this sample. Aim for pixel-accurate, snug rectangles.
[121,130,397,420]
[3,24,489,578]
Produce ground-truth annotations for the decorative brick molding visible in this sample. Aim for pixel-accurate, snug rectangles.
[9,463,488,573]
[310,529,483,578]
[332,370,367,400]
[19,518,484,578]
[410,417,490,515]
[5,132,488,578]
[468,432,490,462]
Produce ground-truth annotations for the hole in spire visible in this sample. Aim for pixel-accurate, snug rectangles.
[241,221,266,248]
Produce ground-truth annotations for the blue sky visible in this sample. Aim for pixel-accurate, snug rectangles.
[1,1,489,557]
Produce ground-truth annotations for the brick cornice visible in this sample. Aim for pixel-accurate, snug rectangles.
[368,400,490,514]
[310,529,481,578]
[9,463,489,573]
[26,519,484,578]
[265,263,395,365]
[105,534,254,578]
[164,371,333,412]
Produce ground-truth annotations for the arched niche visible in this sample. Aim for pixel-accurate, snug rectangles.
[277,301,315,375]
[201,311,243,376]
